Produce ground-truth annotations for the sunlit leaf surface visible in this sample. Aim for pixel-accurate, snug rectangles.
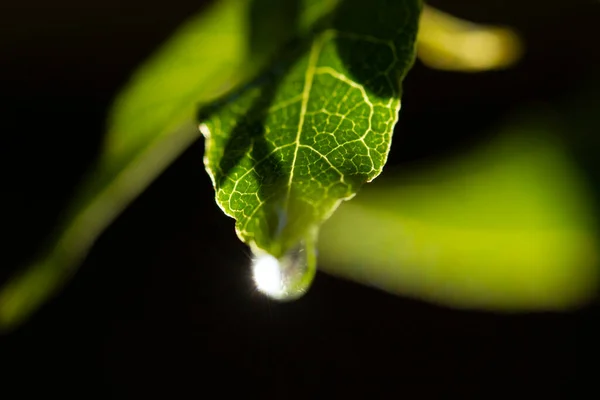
[319,114,599,311]
[200,0,422,260]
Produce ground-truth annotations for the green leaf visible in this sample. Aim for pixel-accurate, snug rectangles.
[200,0,422,263]
[0,0,308,332]
[416,5,523,72]
[318,112,600,311]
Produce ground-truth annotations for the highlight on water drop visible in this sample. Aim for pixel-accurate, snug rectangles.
[250,239,317,301]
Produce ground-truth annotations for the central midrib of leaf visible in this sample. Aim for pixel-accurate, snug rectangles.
[286,31,326,206]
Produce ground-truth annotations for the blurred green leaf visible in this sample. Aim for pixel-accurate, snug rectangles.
[319,112,599,311]
[417,5,523,72]
[200,0,422,258]
[0,0,304,331]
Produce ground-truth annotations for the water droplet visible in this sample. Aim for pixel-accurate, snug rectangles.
[251,241,316,301]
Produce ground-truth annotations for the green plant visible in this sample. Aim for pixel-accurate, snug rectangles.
[200,0,420,299]
[0,0,422,330]
[3,0,593,332]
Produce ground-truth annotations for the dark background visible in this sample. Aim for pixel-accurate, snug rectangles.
[1,0,599,398]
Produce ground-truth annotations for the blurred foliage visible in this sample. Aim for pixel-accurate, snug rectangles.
[0,0,268,331]
[417,5,523,72]
[320,110,599,311]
